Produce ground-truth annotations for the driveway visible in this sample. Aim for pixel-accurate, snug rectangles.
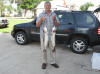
[0,33,100,74]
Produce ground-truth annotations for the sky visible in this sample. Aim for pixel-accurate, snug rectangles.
[53,0,100,7]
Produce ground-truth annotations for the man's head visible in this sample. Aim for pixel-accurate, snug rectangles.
[44,1,51,12]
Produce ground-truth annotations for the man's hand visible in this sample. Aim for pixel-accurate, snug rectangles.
[52,15,59,27]
[41,16,46,22]
[36,16,46,27]
[52,15,56,22]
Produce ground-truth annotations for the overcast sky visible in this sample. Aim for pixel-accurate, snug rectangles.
[53,0,100,7]
[67,0,100,6]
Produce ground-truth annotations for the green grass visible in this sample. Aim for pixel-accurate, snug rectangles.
[0,19,33,33]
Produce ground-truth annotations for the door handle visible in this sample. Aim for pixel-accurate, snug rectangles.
[68,22,72,25]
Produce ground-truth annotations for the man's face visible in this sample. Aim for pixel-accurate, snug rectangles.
[44,3,51,11]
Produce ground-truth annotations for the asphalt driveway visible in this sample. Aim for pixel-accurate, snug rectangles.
[0,33,100,74]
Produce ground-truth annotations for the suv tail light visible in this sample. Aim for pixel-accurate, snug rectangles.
[98,27,100,35]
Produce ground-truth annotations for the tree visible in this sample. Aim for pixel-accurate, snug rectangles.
[0,0,6,16]
[18,0,52,17]
[98,5,100,7]
[80,2,94,11]
[17,6,22,16]
[10,0,22,3]
[6,5,13,14]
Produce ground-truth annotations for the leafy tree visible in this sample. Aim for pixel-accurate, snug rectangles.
[6,5,13,14]
[98,5,100,7]
[10,0,22,3]
[18,0,52,17]
[0,0,6,16]
[80,2,94,11]
[17,6,22,16]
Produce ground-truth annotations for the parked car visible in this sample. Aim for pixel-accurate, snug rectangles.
[93,7,100,21]
[11,10,100,54]
[0,18,9,28]
[94,7,100,13]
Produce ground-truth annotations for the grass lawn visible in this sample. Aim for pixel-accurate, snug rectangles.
[0,19,33,33]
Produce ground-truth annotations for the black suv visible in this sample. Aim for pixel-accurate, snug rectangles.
[11,10,100,54]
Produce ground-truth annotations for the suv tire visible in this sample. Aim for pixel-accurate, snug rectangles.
[70,37,88,54]
[15,31,28,45]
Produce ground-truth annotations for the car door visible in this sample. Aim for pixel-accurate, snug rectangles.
[30,19,40,41]
[55,11,75,42]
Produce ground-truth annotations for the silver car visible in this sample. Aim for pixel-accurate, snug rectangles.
[0,18,9,28]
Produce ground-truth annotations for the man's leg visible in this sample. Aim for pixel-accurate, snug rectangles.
[50,32,59,68]
[49,40,56,64]
[41,38,47,69]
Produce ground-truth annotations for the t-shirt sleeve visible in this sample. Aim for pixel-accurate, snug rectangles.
[36,13,43,23]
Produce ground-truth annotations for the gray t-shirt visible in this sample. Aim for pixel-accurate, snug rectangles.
[36,11,59,40]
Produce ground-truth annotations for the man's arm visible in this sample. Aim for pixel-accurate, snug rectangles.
[54,19,60,27]
[52,15,60,27]
[36,18,42,27]
[36,16,46,27]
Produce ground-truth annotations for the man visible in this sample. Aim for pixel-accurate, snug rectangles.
[36,1,59,69]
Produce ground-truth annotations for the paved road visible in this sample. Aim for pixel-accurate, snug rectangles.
[0,33,100,74]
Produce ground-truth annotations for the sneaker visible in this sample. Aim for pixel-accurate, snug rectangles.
[51,63,59,68]
[42,63,46,69]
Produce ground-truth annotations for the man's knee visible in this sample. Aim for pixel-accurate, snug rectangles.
[43,49,46,53]
[52,47,56,52]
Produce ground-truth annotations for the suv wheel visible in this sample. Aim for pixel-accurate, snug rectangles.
[70,37,88,54]
[15,31,28,45]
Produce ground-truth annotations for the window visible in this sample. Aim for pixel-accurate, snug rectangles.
[57,12,74,25]
[74,13,94,25]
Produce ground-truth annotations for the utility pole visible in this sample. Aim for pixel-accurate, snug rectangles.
[63,0,66,7]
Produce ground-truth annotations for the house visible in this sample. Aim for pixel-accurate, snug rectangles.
[36,0,100,17]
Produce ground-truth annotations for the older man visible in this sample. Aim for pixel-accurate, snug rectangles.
[36,1,59,69]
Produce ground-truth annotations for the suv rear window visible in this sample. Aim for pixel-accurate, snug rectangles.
[74,13,94,25]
